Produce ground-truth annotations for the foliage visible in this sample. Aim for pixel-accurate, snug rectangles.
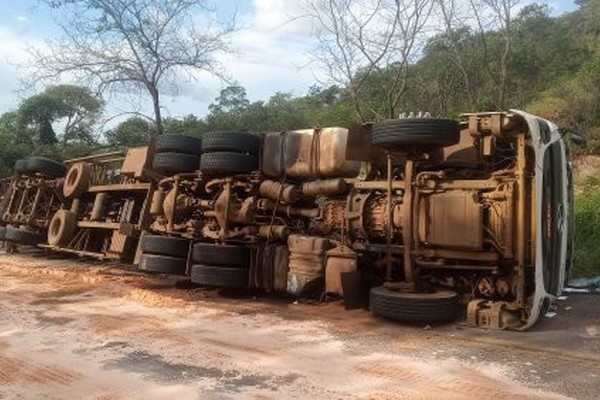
[17,85,103,144]
[573,177,600,278]
[0,85,104,177]
[105,117,154,148]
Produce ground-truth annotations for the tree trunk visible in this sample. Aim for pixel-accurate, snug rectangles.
[150,86,163,135]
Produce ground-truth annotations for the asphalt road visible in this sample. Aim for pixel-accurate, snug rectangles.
[0,251,598,399]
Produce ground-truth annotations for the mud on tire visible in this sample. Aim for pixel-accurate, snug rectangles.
[63,162,92,199]
[370,286,460,324]
[190,264,249,288]
[47,210,77,246]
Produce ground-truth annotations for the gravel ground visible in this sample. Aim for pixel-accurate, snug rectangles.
[0,250,598,400]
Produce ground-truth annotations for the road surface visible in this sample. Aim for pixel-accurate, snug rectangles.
[0,251,598,399]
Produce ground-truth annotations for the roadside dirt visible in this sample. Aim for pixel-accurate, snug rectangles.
[0,250,598,399]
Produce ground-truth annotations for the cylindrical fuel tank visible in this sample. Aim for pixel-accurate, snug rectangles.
[287,235,329,295]
[302,178,347,197]
[259,180,300,204]
[262,128,361,179]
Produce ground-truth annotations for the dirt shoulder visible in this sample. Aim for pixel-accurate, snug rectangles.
[0,251,598,399]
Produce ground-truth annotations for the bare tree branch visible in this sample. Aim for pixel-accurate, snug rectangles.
[308,0,433,121]
[30,0,237,134]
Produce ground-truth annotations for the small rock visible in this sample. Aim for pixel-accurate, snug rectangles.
[423,324,432,331]
[564,306,572,311]
[293,301,299,305]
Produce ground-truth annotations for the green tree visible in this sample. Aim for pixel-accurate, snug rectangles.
[163,115,207,137]
[18,85,103,144]
[105,117,154,148]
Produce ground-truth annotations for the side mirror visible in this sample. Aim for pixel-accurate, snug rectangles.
[558,127,587,146]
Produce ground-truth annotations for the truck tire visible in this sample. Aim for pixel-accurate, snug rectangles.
[25,157,66,178]
[155,135,203,155]
[47,210,77,246]
[139,254,187,275]
[5,226,44,246]
[200,152,258,175]
[141,235,190,258]
[191,242,250,268]
[14,159,27,175]
[370,286,460,324]
[371,119,460,149]
[201,132,260,155]
[152,152,199,174]
[63,162,92,199]
[190,264,249,288]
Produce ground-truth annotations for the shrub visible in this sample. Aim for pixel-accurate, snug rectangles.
[572,176,600,278]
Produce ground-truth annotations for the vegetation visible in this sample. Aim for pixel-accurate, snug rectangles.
[573,177,600,278]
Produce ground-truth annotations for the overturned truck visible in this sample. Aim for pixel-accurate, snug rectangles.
[144,110,573,330]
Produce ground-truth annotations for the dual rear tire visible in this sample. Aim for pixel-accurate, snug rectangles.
[138,235,190,275]
[189,242,250,289]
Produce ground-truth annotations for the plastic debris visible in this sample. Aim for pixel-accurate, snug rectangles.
[563,287,593,294]
[567,276,600,289]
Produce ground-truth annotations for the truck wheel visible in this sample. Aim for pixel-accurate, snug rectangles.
[200,152,258,175]
[201,132,260,155]
[191,242,250,268]
[63,162,92,199]
[370,286,460,324]
[47,210,77,246]
[25,157,66,178]
[152,152,199,174]
[190,265,249,288]
[141,235,190,258]
[0,226,6,240]
[14,159,28,175]
[155,135,203,155]
[371,118,460,149]
[5,226,44,246]
[139,254,187,275]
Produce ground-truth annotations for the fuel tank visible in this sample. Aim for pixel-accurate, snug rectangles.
[262,128,361,179]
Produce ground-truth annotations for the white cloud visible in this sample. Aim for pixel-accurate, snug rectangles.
[16,16,28,22]
[0,26,37,111]
[251,0,312,36]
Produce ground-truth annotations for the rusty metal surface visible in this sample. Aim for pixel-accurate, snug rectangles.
[262,128,361,179]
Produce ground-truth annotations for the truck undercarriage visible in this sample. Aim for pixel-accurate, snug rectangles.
[0,110,572,330]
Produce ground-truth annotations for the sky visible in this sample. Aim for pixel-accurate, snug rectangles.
[0,0,579,127]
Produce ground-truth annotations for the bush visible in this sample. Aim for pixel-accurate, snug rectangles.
[573,176,600,278]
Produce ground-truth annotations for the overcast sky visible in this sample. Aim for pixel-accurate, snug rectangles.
[0,0,578,126]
